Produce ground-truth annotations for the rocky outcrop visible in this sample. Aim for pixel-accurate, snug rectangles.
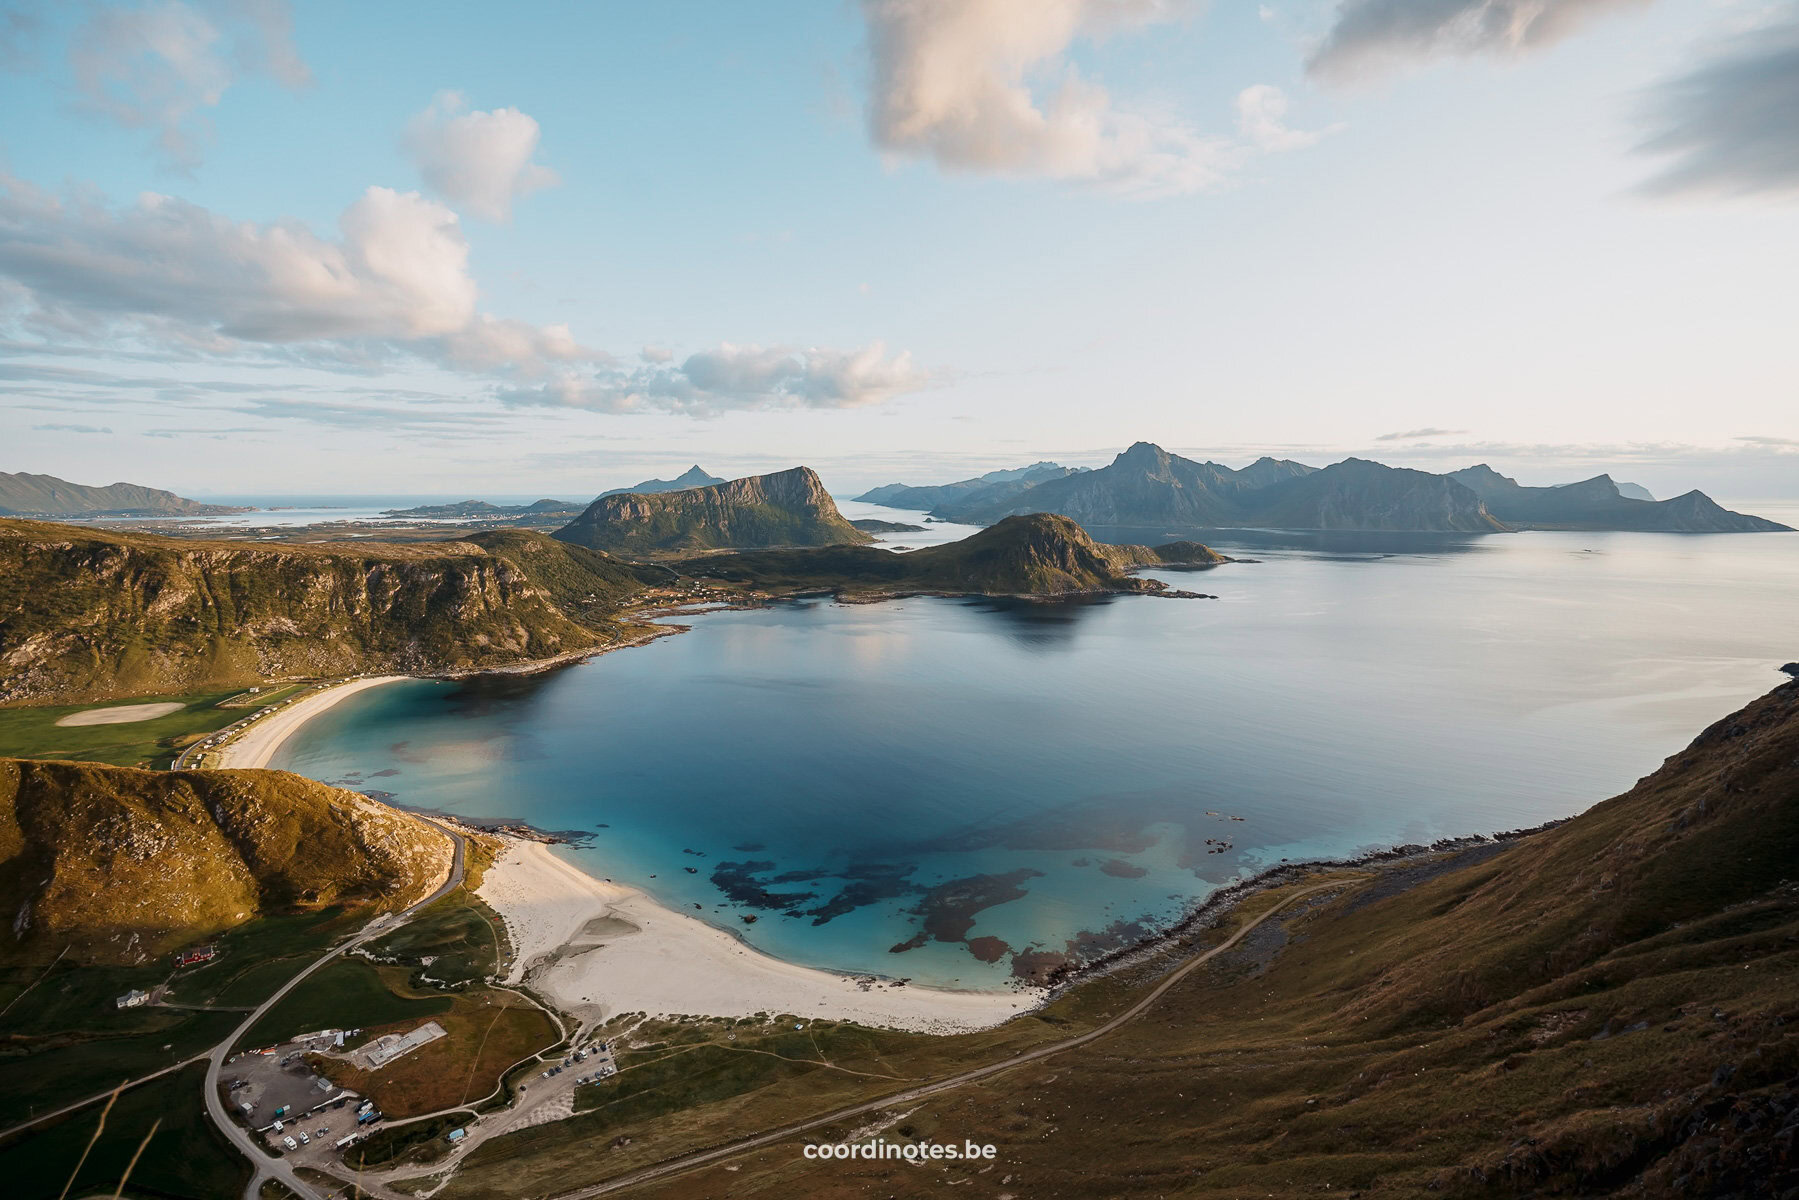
[555,466,872,555]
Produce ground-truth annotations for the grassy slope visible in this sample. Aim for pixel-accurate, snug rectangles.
[0,1061,252,1200]
[0,520,655,703]
[0,758,453,963]
[0,907,362,1127]
[675,514,1225,597]
[448,682,1799,1200]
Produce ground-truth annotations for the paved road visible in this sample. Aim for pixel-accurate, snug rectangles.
[205,825,467,1200]
[549,879,1351,1199]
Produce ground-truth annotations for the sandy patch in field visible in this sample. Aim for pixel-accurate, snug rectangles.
[55,702,186,726]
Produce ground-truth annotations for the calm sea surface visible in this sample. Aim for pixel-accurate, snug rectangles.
[273,517,1799,988]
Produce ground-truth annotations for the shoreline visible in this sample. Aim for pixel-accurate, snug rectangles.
[212,675,411,769]
[475,838,1031,1035]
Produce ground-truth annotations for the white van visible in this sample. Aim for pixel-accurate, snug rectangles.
[282,1136,297,1151]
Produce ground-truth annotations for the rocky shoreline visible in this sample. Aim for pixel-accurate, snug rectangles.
[1037,820,1572,996]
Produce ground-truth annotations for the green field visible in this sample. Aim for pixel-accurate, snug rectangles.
[0,1062,251,1200]
[236,957,452,1050]
[365,887,509,990]
[0,909,359,1126]
[0,688,293,769]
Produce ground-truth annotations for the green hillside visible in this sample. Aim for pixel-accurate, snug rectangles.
[0,520,658,703]
[0,757,454,964]
[0,471,248,517]
[675,513,1226,597]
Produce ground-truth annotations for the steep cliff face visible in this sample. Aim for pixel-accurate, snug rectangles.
[0,758,454,963]
[554,466,872,555]
[0,522,652,702]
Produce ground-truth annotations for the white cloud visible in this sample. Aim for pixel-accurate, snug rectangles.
[1234,84,1328,151]
[1307,0,1648,81]
[1636,15,1799,200]
[68,0,311,169]
[862,0,1243,196]
[0,177,929,416]
[404,91,560,222]
[0,178,475,342]
[503,342,932,414]
[1374,424,1475,438]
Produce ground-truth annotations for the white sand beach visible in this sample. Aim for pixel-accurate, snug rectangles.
[477,839,1029,1035]
[216,676,409,769]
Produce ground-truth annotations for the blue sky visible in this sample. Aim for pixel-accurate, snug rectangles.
[2,0,1796,500]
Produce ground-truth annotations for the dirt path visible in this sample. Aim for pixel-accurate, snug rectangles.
[545,878,1355,1198]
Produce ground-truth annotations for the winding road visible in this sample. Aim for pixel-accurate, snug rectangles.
[204,824,466,1200]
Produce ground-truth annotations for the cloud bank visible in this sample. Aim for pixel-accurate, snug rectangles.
[501,342,931,414]
[862,0,1244,195]
[0,176,929,415]
[69,0,311,169]
[1308,0,1648,80]
[1636,15,1799,200]
[405,91,560,222]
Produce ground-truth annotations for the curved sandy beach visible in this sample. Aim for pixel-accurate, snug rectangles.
[478,840,1029,1035]
[215,676,410,769]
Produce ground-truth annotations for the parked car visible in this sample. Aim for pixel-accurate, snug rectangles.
[282,1137,297,1151]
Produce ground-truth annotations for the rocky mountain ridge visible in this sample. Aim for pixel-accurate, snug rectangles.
[555,466,872,556]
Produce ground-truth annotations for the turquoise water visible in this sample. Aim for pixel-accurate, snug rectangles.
[272,526,1799,988]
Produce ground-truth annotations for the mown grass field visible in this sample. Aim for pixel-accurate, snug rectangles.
[0,689,270,768]
[236,957,452,1050]
[0,1062,251,1200]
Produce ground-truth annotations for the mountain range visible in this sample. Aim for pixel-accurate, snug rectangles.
[869,443,1788,533]
[855,462,1089,513]
[595,464,726,498]
[0,471,250,518]
[553,466,872,556]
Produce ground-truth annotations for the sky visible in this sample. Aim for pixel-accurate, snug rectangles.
[1,0,1796,501]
